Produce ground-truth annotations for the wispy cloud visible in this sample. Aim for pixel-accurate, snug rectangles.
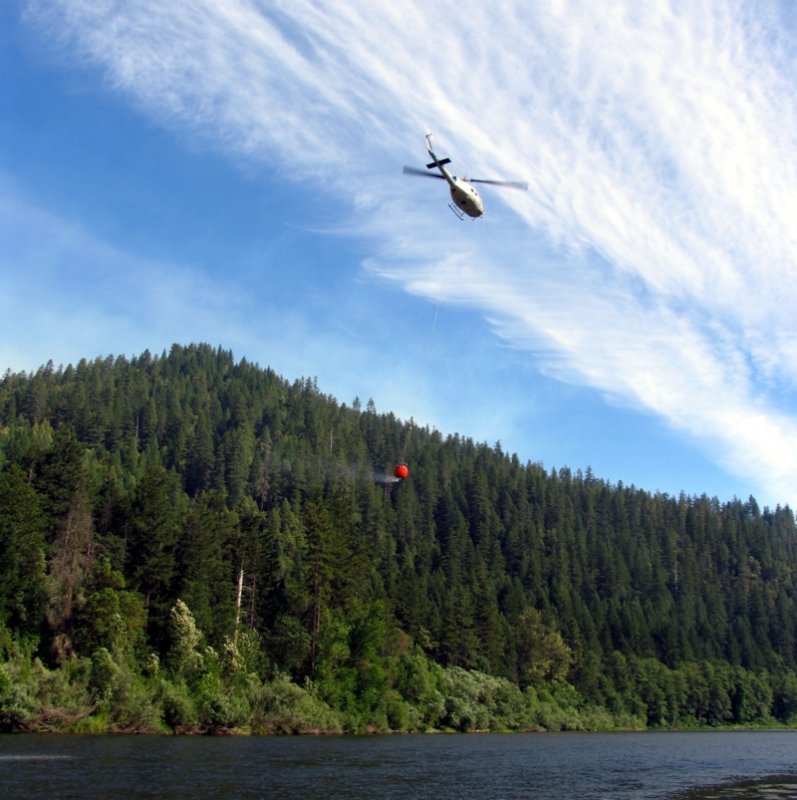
[24,0,797,504]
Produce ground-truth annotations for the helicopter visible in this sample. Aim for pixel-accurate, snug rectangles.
[403,132,528,219]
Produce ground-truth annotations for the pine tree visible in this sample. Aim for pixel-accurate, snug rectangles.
[126,462,182,645]
[0,465,46,637]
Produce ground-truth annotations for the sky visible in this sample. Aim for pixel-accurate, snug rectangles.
[3,1,797,509]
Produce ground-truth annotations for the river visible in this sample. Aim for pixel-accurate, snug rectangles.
[1,730,796,798]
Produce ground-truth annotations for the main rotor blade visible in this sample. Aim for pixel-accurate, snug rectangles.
[469,178,529,191]
[403,166,446,179]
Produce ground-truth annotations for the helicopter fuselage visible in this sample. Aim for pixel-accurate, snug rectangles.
[446,176,484,218]
[428,140,484,218]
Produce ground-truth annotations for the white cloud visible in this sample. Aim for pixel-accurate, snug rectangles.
[23,0,797,504]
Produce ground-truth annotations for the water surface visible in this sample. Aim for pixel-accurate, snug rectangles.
[1,730,795,798]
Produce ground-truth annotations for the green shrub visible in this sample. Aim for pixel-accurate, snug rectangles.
[85,647,163,732]
[195,670,250,731]
[251,674,342,734]
[0,664,35,731]
[159,678,199,730]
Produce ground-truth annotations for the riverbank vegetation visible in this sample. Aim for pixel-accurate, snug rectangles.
[1,345,796,733]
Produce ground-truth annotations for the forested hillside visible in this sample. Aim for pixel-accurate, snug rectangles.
[1,344,796,733]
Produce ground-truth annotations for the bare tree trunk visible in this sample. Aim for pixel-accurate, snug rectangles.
[233,566,244,648]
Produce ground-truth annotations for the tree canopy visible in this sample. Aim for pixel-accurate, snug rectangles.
[1,343,796,733]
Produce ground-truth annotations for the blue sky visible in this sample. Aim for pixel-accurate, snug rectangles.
[3,1,797,509]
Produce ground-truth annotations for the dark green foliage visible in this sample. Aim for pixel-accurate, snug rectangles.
[1,343,796,732]
[176,492,239,644]
[0,465,46,635]
[127,463,183,646]
[72,559,147,658]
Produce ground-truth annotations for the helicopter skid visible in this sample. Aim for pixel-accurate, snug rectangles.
[448,203,465,220]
